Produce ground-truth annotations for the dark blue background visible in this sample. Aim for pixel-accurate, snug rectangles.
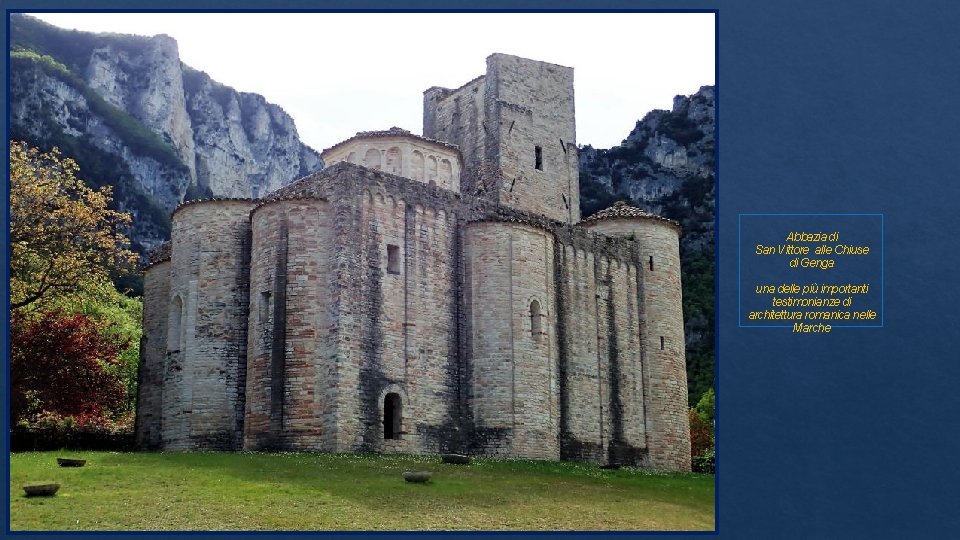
[4,1,960,539]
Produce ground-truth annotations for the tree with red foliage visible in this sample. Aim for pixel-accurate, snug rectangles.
[10,310,128,423]
[689,408,715,459]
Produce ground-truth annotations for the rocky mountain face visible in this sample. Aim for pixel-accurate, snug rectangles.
[10,15,322,255]
[579,86,715,404]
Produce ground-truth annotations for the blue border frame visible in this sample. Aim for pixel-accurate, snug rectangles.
[737,213,884,329]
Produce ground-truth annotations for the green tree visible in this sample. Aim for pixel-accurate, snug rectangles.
[55,280,143,411]
[695,387,715,424]
[9,140,138,311]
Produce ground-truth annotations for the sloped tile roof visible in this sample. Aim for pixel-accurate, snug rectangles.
[580,200,680,229]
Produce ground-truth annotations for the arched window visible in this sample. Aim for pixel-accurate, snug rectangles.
[384,393,402,439]
[426,156,438,183]
[530,299,542,337]
[439,159,452,185]
[364,148,382,170]
[411,151,424,181]
[386,147,402,175]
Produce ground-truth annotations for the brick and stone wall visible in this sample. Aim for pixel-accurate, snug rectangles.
[164,199,254,450]
[136,260,169,449]
[424,76,488,195]
[463,221,559,459]
[424,54,580,224]
[245,198,335,451]
[582,217,690,470]
[321,129,462,193]
[554,238,649,466]
[323,175,463,455]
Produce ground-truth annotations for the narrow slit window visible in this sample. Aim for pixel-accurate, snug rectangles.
[535,145,543,170]
[660,336,665,350]
[260,291,272,322]
[649,256,655,271]
[387,244,401,274]
[530,299,543,337]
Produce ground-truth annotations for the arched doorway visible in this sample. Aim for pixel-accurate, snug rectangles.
[384,393,402,439]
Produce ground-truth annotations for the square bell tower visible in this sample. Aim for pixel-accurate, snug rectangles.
[424,53,580,224]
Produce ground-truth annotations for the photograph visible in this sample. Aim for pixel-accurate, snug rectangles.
[7,11,716,532]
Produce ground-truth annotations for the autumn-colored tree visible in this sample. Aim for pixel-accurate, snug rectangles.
[10,310,129,423]
[689,408,715,459]
[9,140,138,311]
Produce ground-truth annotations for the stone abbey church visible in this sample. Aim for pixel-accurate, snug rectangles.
[137,54,691,470]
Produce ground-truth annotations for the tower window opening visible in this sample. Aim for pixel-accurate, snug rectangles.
[387,244,401,274]
[649,256,655,271]
[660,336,665,350]
[384,393,402,439]
[260,291,272,322]
[535,146,543,170]
[530,299,543,337]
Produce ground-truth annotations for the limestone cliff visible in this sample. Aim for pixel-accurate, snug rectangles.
[9,14,322,253]
[579,86,716,404]
[580,86,714,222]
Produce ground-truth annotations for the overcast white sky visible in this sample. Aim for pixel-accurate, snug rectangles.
[30,12,715,152]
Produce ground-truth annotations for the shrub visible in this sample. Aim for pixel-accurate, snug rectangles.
[11,410,134,452]
[689,408,714,465]
[692,449,715,474]
[696,388,715,424]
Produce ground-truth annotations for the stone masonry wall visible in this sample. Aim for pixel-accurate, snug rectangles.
[401,201,460,454]
[136,260,169,449]
[424,55,580,224]
[255,162,689,467]
[487,54,580,224]
[142,154,691,470]
[463,221,559,459]
[244,199,336,451]
[322,134,462,193]
[165,199,254,450]
[323,177,461,455]
[423,76,488,195]
[555,245,602,461]
[555,243,647,465]
[582,217,690,470]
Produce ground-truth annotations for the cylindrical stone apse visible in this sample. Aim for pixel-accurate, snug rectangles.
[245,198,335,451]
[463,220,559,460]
[581,201,690,471]
[162,199,255,450]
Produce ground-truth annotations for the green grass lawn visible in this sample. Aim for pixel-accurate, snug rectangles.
[10,451,714,531]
